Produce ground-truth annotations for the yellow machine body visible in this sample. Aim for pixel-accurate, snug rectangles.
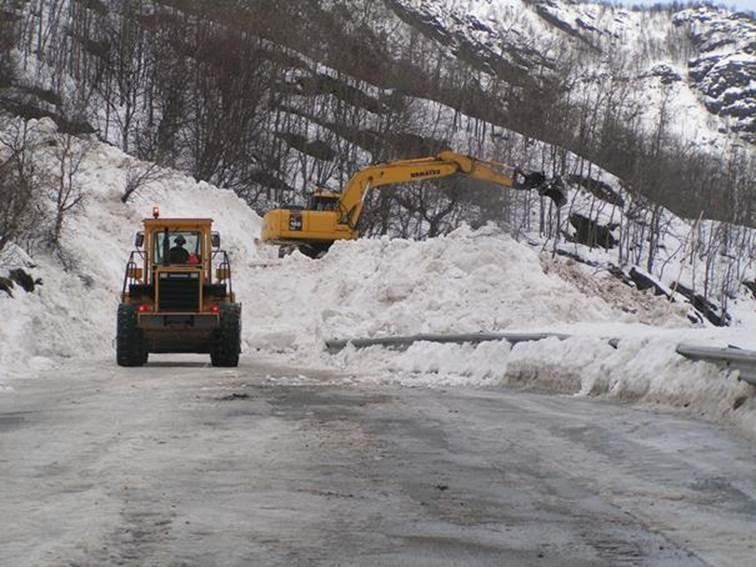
[261,150,565,254]
[117,215,241,367]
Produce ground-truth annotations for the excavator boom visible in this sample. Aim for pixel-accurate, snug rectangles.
[261,150,567,257]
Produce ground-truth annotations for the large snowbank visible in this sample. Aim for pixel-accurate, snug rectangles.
[246,224,694,353]
[245,226,755,434]
[326,333,756,434]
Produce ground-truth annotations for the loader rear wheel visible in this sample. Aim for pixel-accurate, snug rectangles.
[211,304,241,367]
[116,304,145,367]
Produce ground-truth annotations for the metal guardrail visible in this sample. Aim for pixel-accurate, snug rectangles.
[325,332,572,354]
[676,344,756,386]
[326,334,756,386]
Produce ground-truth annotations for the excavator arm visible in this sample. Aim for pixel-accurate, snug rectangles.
[336,150,565,228]
[261,150,566,257]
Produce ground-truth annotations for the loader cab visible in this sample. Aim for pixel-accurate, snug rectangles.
[141,219,213,278]
[153,230,202,266]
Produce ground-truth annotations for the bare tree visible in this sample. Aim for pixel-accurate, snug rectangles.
[121,159,171,203]
[48,133,91,246]
[0,122,47,252]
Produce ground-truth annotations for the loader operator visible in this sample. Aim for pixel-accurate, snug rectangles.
[169,234,190,264]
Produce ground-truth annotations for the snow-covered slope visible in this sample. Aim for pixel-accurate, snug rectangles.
[0,117,263,379]
[386,0,755,144]
[674,7,756,140]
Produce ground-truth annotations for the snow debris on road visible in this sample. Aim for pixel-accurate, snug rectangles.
[328,334,756,432]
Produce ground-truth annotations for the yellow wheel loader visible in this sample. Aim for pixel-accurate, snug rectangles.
[261,150,567,257]
[117,210,241,367]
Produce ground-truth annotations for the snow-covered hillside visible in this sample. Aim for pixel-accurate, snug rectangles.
[674,7,756,140]
[386,0,755,145]
[0,117,263,379]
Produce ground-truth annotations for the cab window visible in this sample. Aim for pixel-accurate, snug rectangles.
[154,231,202,265]
[309,196,338,211]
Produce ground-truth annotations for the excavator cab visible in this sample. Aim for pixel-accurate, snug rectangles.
[307,190,341,211]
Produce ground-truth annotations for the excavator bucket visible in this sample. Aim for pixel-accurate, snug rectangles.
[515,171,568,207]
[518,171,545,188]
[539,177,567,208]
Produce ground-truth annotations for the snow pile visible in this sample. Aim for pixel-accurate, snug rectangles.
[245,224,693,355]
[245,221,755,433]
[0,117,262,380]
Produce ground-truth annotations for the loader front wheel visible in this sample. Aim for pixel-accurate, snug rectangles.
[116,304,145,367]
[211,304,241,367]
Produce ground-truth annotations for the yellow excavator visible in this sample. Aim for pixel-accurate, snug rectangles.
[261,150,567,257]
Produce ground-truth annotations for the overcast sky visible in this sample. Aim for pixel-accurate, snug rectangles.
[621,0,756,11]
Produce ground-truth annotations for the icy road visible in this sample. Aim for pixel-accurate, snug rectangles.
[1,358,755,567]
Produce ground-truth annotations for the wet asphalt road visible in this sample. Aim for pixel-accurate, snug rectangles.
[0,357,755,566]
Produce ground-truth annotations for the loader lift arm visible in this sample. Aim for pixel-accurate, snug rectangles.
[261,150,566,257]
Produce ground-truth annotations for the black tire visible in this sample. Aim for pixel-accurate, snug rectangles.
[116,304,145,367]
[211,304,241,367]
